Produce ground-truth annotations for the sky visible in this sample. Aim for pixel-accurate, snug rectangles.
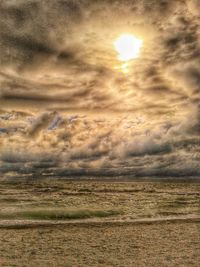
[0,0,199,179]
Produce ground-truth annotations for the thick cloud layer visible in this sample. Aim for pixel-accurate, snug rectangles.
[0,0,199,178]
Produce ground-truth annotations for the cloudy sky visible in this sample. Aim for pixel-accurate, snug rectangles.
[0,0,199,179]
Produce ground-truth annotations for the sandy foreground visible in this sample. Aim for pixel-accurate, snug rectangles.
[0,178,200,266]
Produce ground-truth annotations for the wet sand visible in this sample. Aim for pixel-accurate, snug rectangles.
[0,179,200,266]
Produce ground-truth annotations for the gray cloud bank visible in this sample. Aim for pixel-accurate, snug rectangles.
[0,0,200,178]
[0,111,199,178]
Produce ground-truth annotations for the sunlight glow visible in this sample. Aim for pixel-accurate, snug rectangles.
[114,62,129,74]
[114,34,142,62]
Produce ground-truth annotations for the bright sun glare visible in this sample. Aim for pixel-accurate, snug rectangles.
[114,34,142,62]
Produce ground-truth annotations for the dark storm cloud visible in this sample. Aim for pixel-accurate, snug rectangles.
[0,0,83,65]
[0,0,200,178]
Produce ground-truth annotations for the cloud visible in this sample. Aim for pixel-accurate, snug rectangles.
[0,0,199,178]
[27,113,47,138]
[167,62,200,96]
[115,136,172,158]
[187,0,200,16]
[0,112,199,178]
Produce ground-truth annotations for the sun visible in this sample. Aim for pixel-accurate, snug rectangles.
[114,34,142,62]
